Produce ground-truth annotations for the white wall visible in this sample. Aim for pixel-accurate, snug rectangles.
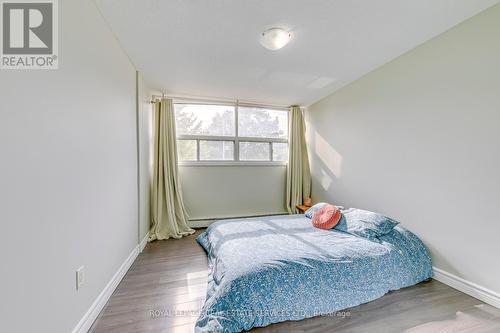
[179,166,287,222]
[0,1,138,332]
[306,4,500,295]
[137,73,153,240]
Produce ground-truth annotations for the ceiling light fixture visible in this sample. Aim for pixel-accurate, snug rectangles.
[259,28,292,51]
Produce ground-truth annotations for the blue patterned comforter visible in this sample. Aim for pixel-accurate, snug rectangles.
[196,214,432,332]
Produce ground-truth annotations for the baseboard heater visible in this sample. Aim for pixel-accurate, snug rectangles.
[189,212,289,228]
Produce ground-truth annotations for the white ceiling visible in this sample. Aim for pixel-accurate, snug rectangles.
[95,0,499,106]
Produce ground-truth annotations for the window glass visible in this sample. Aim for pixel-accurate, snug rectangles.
[239,142,270,161]
[238,107,288,139]
[272,142,288,162]
[177,140,197,161]
[200,140,234,161]
[175,104,235,136]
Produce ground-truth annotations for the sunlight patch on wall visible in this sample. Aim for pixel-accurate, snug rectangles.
[314,131,343,178]
[320,168,333,191]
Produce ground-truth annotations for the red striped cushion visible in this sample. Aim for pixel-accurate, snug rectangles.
[312,204,341,230]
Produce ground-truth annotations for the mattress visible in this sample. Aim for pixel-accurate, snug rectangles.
[195,213,432,332]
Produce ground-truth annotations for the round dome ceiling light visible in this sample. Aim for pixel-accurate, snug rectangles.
[259,28,292,51]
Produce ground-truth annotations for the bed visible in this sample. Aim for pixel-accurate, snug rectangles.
[195,211,432,332]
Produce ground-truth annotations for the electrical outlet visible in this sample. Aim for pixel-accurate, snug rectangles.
[76,266,85,290]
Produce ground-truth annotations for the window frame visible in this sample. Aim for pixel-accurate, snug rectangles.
[174,100,289,166]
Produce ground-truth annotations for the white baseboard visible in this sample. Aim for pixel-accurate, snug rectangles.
[139,233,149,252]
[433,266,500,309]
[72,244,141,333]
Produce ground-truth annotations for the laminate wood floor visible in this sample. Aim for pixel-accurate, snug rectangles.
[89,230,500,333]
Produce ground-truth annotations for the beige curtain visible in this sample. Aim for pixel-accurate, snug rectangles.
[286,106,311,214]
[149,98,195,241]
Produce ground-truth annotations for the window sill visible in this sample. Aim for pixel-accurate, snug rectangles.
[178,161,287,167]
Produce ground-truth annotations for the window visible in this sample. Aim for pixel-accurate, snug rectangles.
[175,104,235,137]
[239,141,270,161]
[175,102,289,164]
[238,107,288,139]
[177,139,197,161]
[199,140,234,161]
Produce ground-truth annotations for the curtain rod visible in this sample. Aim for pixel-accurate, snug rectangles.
[150,94,291,109]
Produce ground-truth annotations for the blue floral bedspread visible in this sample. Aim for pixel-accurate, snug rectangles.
[195,214,432,332]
